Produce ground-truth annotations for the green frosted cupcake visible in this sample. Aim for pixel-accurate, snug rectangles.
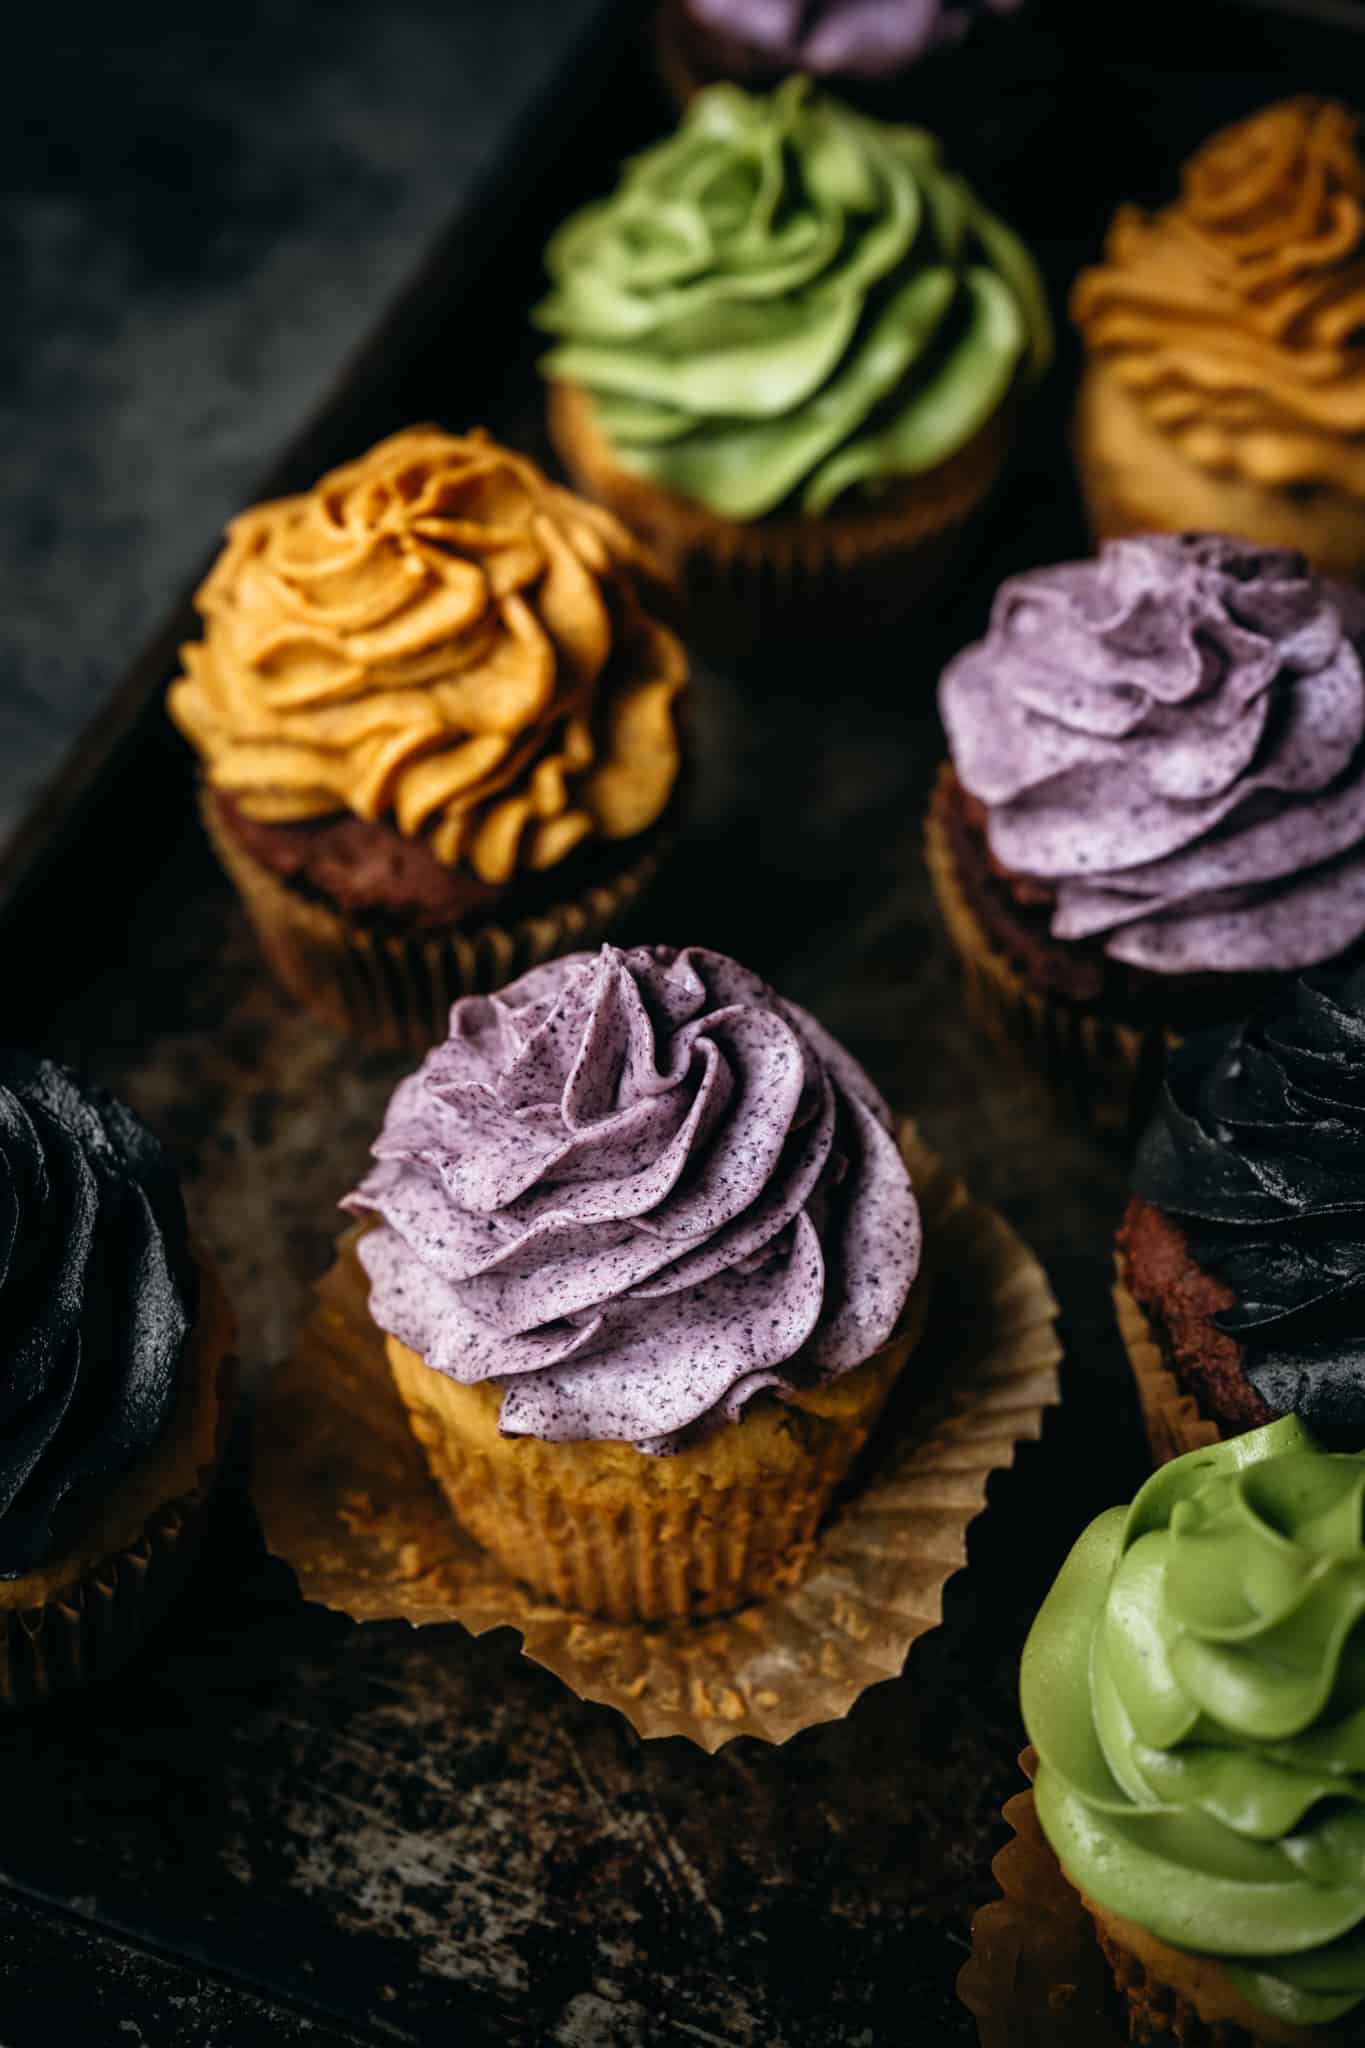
[536,76,1051,657]
[1022,1417,1365,2045]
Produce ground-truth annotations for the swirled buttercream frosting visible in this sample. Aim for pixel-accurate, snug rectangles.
[1023,1416,1365,2029]
[535,77,1050,520]
[169,428,686,885]
[1074,98,1365,500]
[939,533,1365,975]
[345,944,920,1453]
[683,0,1023,78]
[0,1054,195,1579]
[1134,965,1365,1431]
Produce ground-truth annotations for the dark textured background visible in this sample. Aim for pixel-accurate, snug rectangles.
[1,3,1360,2043]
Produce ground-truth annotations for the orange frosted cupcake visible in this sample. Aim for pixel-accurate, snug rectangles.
[1073,98,1365,580]
[169,428,688,1051]
[344,943,927,1622]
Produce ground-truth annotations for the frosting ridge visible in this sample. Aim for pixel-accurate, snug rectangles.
[939,532,1365,974]
[1074,98,1365,500]
[1022,1416,1365,2027]
[0,1054,196,1578]
[1134,964,1365,1430]
[682,0,1024,78]
[169,428,686,883]
[536,78,1050,520]
[344,943,921,1452]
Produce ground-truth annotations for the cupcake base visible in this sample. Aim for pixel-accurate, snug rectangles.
[547,380,1013,661]
[386,1276,930,1624]
[200,782,665,1053]
[1074,360,1365,584]
[0,1248,237,1705]
[924,765,1165,1137]
[1113,1252,1223,1470]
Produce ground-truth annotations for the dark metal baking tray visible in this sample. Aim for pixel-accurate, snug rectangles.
[3,3,1363,2042]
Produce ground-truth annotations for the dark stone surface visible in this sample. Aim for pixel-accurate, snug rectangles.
[4,1,1365,2043]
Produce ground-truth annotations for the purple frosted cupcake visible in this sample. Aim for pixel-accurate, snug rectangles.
[927,533,1365,1131]
[343,942,929,1621]
[654,0,1056,173]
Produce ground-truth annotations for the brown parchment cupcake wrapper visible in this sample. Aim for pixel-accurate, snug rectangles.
[960,1754,1347,2048]
[1113,1255,1223,1470]
[0,1343,238,1709]
[547,381,1011,661]
[199,783,665,1055]
[252,1121,1062,1750]
[925,767,1170,1140]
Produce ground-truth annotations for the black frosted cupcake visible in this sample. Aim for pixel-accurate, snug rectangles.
[0,1054,236,1703]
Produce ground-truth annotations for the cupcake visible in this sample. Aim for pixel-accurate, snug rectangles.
[1021,1415,1365,2045]
[1116,964,1365,1469]
[930,533,1365,1135]
[1073,98,1365,583]
[535,78,1051,658]
[652,0,1054,176]
[168,427,688,1052]
[342,942,926,1622]
[0,1054,235,1703]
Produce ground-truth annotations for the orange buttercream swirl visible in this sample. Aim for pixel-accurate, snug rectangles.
[1073,98,1365,496]
[169,428,686,883]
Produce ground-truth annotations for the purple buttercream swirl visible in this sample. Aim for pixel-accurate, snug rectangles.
[684,0,1022,77]
[345,945,921,1453]
[939,534,1365,975]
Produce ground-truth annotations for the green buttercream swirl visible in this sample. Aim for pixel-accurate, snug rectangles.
[535,76,1051,521]
[1022,1417,1365,2028]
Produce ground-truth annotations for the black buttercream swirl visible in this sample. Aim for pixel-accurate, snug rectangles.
[0,1053,196,1578]
[1134,966,1365,1430]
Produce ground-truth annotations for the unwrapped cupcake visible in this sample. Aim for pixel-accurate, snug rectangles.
[1117,965,1365,1467]
[1073,98,1365,583]
[343,942,926,1622]
[536,77,1051,657]
[169,427,688,1051]
[1020,1415,1365,2045]
[0,1054,235,1702]
[931,533,1365,1133]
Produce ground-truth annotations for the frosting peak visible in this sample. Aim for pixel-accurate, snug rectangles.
[536,79,1050,520]
[1134,964,1365,1432]
[344,944,920,1452]
[939,533,1365,974]
[683,0,1024,78]
[1023,1417,1365,2028]
[0,1055,195,1578]
[169,429,686,884]
[1074,98,1365,499]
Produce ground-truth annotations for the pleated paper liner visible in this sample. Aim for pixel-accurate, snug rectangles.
[252,1122,1062,1751]
[199,783,666,1056]
[1112,1255,1222,1470]
[959,1753,1351,2048]
[957,1752,1121,2048]
[546,381,1013,662]
[0,1255,239,1707]
[924,765,1170,1142]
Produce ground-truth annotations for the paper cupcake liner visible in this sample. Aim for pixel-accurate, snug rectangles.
[386,1318,912,1623]
[1112,1255,1223,1469]
[0,1335,238,1708]
[547,381,1012,661]
[252,1122,1062,1750]
[925,767,1168,1140]
[199,785,665,1054]
[960,1755,1341,2048]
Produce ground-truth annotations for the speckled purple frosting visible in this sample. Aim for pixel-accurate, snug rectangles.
[684,0,1023,76]
[939,534,1365,975]
[344,945,920,1453]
